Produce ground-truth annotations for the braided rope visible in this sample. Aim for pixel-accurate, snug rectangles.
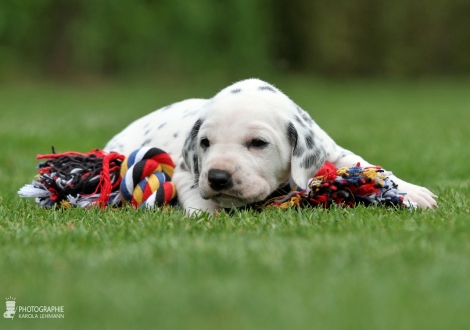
[119,147,177,208]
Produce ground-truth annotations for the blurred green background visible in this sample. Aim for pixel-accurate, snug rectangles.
[1,0,470,81]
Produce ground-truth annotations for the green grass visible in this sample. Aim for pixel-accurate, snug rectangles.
[1,77,469,330]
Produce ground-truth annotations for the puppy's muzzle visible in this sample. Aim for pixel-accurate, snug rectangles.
[208,169,233,191]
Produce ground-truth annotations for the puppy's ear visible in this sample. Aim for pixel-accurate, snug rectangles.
[286,116,327,189]
[182,118,203,185]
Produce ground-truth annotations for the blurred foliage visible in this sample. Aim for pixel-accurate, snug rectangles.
[0,0,469,79]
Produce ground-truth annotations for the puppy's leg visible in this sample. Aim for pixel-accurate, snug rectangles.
[172,160,220,214]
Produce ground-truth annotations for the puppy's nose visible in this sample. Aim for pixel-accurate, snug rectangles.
[208,169,233,191]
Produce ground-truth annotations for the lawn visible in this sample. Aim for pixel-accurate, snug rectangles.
[1,77,469,330]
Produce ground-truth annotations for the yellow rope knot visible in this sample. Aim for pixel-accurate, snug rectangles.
[363,168,387,186]
[337,167,349,177]
[279,195,302,209]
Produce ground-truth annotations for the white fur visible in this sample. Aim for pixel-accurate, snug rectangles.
[104,78,437,213]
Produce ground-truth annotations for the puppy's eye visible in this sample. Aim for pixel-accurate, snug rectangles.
[200,138,210,148]
[250,139,268,148]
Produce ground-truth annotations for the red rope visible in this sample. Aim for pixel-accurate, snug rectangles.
[95,152,126,208]
[36,149,110,160]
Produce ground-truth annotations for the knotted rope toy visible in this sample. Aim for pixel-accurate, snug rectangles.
[18,147,176,209]
[119,147,176,208]
[18,147,413,210]
[260,161,414,209]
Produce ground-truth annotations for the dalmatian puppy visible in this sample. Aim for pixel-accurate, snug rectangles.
[104,78,437,213]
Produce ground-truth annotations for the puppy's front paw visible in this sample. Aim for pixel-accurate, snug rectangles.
[391,176,437,209]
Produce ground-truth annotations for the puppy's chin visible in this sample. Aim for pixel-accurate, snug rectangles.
[200,191,269,208]
[199,179,273,208]
[210,195,255,208]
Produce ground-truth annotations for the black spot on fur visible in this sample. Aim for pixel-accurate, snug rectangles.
[192,154,199,176]
[186,141,194,152]
[144,122,151,129]
[296,106,313,123]
[314,147,327,165]
[190,184,197,190]
[301,154,317,168]
[180,162,187,171]
[287,122,297,146]
[294,115,307,128]
[141,138,152,147]
[158,122,167,129]
[190,118,203,140]
[259,85,276,93]
[301,112,312,123]
[295,145,305,157]
[183,119,197,166]
[305,135,315,149]
[231,88,241,93]
[144,129,151,136]
[287,122,304,157]
[173,132,179,138]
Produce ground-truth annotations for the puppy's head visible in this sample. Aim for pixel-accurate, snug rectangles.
[183,79,326,208]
